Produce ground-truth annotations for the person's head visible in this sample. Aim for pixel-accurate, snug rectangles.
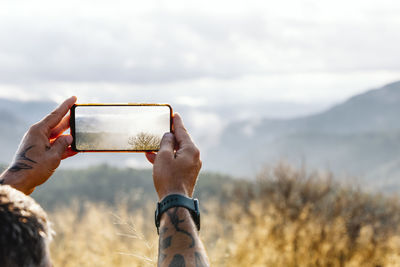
[0,185,53,267]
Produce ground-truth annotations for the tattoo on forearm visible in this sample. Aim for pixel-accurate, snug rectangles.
[161,236,172,250]
[158,226,169,264]
[160,227,168,234]
[159,209,209,267]
[166,208,195,248]
[9,145,37,172]
[168,254,185,267]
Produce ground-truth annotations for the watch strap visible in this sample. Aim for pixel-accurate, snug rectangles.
[155,194,200,234]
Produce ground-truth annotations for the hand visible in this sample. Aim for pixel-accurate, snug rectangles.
[0,96,78,194]
[146,113,202,200]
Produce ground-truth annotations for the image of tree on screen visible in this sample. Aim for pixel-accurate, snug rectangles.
[74,106,170,150]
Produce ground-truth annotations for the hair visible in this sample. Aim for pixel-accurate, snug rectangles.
[0,185,53,267]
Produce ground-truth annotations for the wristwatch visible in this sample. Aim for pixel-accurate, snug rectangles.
[155,194,201,234]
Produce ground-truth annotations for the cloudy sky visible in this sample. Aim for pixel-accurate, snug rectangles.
[0,0,400,110]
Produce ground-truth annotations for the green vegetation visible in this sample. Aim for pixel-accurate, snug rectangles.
[3,162,400,265]
[32,164,236,211]
[39,163,400,266]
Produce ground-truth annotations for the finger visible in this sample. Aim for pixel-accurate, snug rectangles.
[173,113,194,147]
[157,132,175,160]
[50,113,71,139]
[62,146,78,160]
[145,152,156,164]
[51,134,73,158]
[40,96,77,130]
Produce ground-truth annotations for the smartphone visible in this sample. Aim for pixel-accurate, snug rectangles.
[70,104,173,152]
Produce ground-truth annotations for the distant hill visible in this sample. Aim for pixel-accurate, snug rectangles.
[207,81,400,190]
[0,99,57,163]
[31,164,236,210]
[290,81,400,134]
[2,82,400,192]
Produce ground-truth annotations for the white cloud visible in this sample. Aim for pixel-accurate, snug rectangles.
[185,110,225,149]
[2,0,400,170]
[0,0,399,105]
[6,70,398,106]
[175,96,207,107]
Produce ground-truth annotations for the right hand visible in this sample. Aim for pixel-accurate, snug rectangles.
[145,113,202,200]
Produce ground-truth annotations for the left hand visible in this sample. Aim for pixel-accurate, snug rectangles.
[0,96,78,194]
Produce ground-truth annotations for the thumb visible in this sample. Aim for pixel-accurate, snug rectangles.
[157,133,175,160]
[52,135,73,157]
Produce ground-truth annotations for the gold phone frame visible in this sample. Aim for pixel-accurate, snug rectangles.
[70,103,173,152]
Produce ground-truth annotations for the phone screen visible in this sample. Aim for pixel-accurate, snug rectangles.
[70,104,172,152]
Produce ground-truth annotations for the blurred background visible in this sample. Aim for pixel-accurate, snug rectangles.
[2,0,400,266]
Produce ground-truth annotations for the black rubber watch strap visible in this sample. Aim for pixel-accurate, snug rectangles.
[155,194,200,234]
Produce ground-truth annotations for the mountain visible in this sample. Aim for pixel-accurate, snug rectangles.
[0,99,57,163]
[207,81,400,190]
[0,99,56,125]
[0,97,328,169]
[2,82,400,192]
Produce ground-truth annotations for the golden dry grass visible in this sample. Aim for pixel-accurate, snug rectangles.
[48,164,400,266]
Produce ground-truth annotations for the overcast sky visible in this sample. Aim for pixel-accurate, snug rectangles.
[0,0,400,108]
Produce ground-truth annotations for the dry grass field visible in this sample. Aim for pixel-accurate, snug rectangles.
[48,164,400,267]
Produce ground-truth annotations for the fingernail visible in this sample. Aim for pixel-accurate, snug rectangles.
[66,135,73,145]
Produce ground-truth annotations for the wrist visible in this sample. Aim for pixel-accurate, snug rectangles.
[158,191,188,201]
[157,187,192,201]
[159,206,192,226]
[0,170,34,195]
[155,194,200,234]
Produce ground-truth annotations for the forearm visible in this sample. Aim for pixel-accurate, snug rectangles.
[0,170,34,195]
[158,207,209,267]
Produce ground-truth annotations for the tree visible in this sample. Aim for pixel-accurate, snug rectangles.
[128,132,161,150]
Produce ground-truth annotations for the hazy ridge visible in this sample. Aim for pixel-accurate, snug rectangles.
[207,81,400,191]
[2,82,400,191]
